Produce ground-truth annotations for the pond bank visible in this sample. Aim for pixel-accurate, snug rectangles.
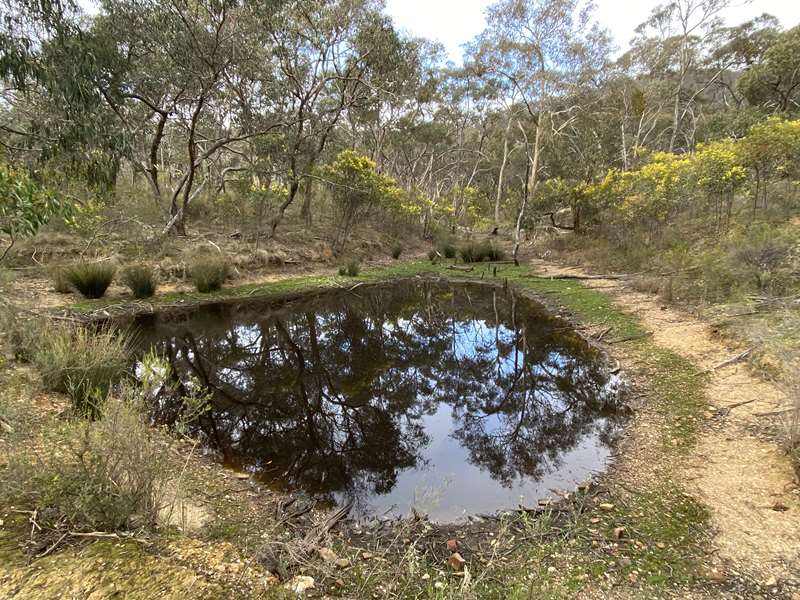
[2,257,796,599]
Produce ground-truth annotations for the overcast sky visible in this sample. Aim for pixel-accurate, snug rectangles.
[385,0,800,62]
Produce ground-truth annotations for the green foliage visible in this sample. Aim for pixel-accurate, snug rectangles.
[0,164,70,260]
[121,264,158,298]
[338,259,360,277]
[64,262,116,299]
[738,26,800,113]
[32,323,131,417]
[320,150,404,253]
[0,392,169,535]
[190,257,230,293]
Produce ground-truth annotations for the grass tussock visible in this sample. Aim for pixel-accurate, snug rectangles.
[189,257,229,293]
[459,241,506,263]
[48,265,73,294]
[338,259,360,277]
[437,238,457,259]
[121,264,158,298]
[390,243,403,260]
[32,323,131,416]
[64,262,116,299]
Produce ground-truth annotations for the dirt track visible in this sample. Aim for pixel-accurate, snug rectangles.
[532,259,800,591]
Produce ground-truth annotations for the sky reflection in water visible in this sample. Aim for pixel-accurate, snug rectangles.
[132,281,622,522]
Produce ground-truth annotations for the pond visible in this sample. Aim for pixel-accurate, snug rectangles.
[131,279,623,523]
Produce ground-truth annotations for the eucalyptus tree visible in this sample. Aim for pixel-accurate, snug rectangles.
[738,26,800,114]
[263,0,411,234]
[475,0,611,261]
[630,0,734,152]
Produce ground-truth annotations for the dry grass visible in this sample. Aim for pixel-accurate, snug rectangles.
[32,323,131,416]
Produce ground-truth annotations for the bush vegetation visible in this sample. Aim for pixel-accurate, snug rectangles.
[63,262,116,299]
[459,241,507,263]
[189,257,229,293]
[0,391,169,538]
[32,323,131,416]
[338,259,360,277]
[121,264,158,298]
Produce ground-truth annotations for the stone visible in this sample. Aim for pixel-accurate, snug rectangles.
[361,552,374,560]
[334,558,352,569]
[613,527,625,540]
[598,503,615,511]
[448,552,466,572]
[765,576,778,588]
[284,575,315,595]
[421,573,430,581]
[317,547,337,563]
[446,539,458,552]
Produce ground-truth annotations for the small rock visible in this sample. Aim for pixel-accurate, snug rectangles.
[656,542,666,550]
[598,503,615,511]
[448,552,466,572]
[613,527,625,540]
[361,552,374,560]
[284,575,315,595]
[446,539,458,552]
[547,566,557,574]
[317,547,338,563]
[421,573,430,581]
[334,558,351,569]
[765,576,778,588]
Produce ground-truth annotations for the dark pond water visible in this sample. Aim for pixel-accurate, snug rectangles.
[131,280,623,523]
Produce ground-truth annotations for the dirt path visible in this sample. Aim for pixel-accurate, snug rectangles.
[531,259,800,590]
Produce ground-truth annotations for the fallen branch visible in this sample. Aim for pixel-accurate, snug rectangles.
[606,332,653,344]
[755,407,796,418]
[448,265,474,272]
[705,348,752,373]
[595,327,613,341]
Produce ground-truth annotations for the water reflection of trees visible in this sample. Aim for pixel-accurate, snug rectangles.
[139,282,619,506]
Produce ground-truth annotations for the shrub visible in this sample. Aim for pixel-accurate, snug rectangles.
[190,257,229,293]
[49,265,73,294]
[339,259,360,277]
[32,323,131,417]
[122,264,158,298]
[0,392,170,538]
[64,262,116,299]
[390,243,403,260]
[459,241,507,263]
